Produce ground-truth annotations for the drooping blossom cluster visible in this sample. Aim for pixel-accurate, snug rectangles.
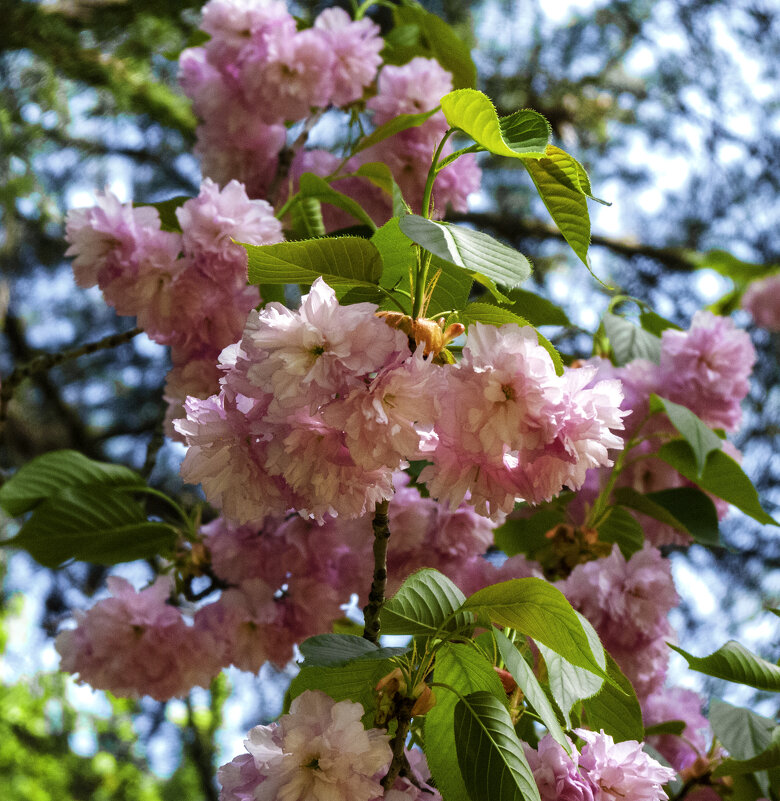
[741,273,780,331]
[55,577,222,701]
[525,733,676,801]
[559,544,679,698]
[218,690,392,801]
[176,286,626,524]
[64,179,283,433]
[175,278,441,522]
[179,0,481,219]
[420,323,627,519]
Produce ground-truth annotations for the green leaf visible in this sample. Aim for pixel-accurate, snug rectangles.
[462,578,608,681]
[645,488,722,547]
[581,653,644,742]
[669,641,780,692]
[602,312,661,365]
[245,236,382,287]
[428,256,474,316]
[656,441,777,526]
[135,196,189,232]
[426,643,508,801]
[297,635,408,667]
[457,302,564,375]
[595,506,644,559]
[398,214,532,289]
[494,630,570,755]
[650,395,722,476]
[644,720,687,737]
[440,89,550,158]
[537,613,604,728]
[504,288,572,326]
[493,507,567,557]
[287,658,395,728]
[298,173,377,231]
[288,196,326,238]
[639,309,682,336]
[693,249,780,285]
[0,449,143,517]
[389,5,477,90]
[523,147,592,266]
[455,691,542,801]
[354,162,410,217]
[713,728,780,779]
[380,568,471,636]
[354,109,440,154]
[709,699,778,797]
[614,486,721,547]
[2,486,177,567]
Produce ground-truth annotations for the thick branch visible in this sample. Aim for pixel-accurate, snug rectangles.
[381,697,414,791]
[362,499,391,644]
[446,211,701,273]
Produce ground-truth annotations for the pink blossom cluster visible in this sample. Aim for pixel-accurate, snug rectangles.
[176,289,626,524]
[64,179,283,434]
[179,0,383,196]
[525,732,676,801]
[179,0,481,219]
[55,577,222,701]
[191,472,503,672]
[420,323,626,519]
[571,311,755,545]
[176,278,441,522]
[218,690,392,801]
[559,544,679,699]
[741,273,780,331]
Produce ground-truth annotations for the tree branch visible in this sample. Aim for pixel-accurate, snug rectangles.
[0,325,142,439]
[362,499,391,644]
[446,211,701,273]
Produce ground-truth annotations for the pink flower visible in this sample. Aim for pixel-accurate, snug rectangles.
[576,729,677,801]
[264,413,396,522]
[322,347,442,471]
[218,753,265,801]
[241,27,334,124]
[176,391,294,525]
[177,178,282,260]
[524,734,598,801]
[742,274,780,331]
[56,577,219,701]
[433,151,482,213]
[659,311,755,431]
[642,687,710,772]
[421,325,625,518]
[378,747,441,800]
[368,57,453,126]
[64,191,163,288]
[241,278,408,413]
[313,8,383,106]
[227,690,391,801]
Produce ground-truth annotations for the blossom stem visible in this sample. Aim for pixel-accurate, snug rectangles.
[380,696,414,790]
[0,326,142,441]
[421,128,455,220]
[362,498,391,644]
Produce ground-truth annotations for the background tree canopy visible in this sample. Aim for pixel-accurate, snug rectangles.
[1,0,778,797]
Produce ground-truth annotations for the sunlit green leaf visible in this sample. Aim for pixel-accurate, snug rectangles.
[455,691,542,801]
[669,641,780,692]
[650,394,722,476]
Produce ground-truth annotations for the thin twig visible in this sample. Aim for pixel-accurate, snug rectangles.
[0,326,142,435]
[362,498,391,644]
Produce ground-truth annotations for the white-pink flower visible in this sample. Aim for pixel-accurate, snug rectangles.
[576,729,677,801]
[742,273,780,331]
[225,690,392,801]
